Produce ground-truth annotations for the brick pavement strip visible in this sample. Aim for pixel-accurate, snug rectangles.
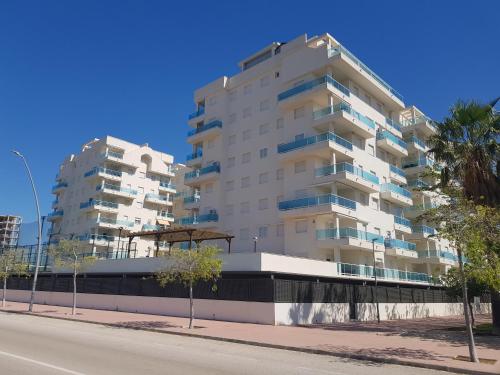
[1,301,499,375]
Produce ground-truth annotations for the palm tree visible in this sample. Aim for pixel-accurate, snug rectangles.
[427,98,500,206]
[427,98,500,342]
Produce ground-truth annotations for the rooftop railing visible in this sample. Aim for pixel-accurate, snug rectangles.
[315,162,379,184]
[184,163,220,180]
[277,75,350,101]
[316,228,383,244]
[278,194,356,211]
[278,132,353,154]
[187,120,222,137]
[376,130,408,149]
[381,183,412,198]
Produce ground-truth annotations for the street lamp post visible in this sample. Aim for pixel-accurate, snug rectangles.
[12,150,42,313]
[253,236,258,253]
[371,237,381,324]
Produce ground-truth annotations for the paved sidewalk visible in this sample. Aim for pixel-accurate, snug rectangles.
[1,302,499,374]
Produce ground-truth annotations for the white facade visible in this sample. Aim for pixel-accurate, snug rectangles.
[179,33,457,283]
[48,136,176,257]
[0,215,22,247]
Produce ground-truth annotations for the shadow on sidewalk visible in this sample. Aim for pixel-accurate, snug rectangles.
[111,320,206,330]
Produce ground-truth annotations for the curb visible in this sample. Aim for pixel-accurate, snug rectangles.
[0,308,494,375]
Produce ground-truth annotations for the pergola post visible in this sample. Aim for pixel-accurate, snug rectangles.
[127,236,134,258]
[155,233,161,257]
[226,238,232,254]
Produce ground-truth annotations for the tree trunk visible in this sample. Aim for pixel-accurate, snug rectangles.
[72,262,77,316]
[189,281,194,329]
[2,277,6,308]
[491,288,500,336]
[468,301,475,328]
[458,248,479,362]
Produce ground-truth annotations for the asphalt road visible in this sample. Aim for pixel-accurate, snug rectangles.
[0,312,450,375]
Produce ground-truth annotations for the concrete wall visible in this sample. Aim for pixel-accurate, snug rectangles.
[274,303,350,325]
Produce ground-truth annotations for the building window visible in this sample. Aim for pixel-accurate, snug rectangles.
[258,198,268,210]
[259,123,269,135]
[242,152,251,164]
[259,172,268,184]
[240,201,250,214]
[259,148,268,159]
[371,197,379,210]
[227,156,235,168]
[294,106,305,119]
[295,220,308,233]
[228,134,236,145]
[243,107,252,118]
[260,76,270,87]
[258,226,268,238]
[276,224,284,237]
[242,129,252,141]
[225,180,234,191]
[276,168,284,180]
[241,176,250,188]
[259,100,270,112]
[368,144,375,156]
[276,118,284,129]
[294,160,306,173]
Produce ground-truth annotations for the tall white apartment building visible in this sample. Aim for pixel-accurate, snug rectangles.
[48,136,176,257]
[0,215,22,247]
[179,33,457,281]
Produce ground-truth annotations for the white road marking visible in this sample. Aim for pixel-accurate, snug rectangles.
[0,349,86,375]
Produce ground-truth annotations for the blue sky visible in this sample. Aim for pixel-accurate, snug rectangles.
[1,0,499,222]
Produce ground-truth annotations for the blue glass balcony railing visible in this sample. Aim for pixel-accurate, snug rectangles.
[187,120,222,137]
[157,212,174,219]
[385,238,417,251]
[176,213,219,225]
[315,163,379,184]
[316,228,383,243]
[418,250,458,262]
[376,130,407,149]
[389,164,406,178]
[47,210,64,218]
[186,149,203,161]
[405,135,428,149]
[402,157,434,169]
[394,215,411,228]
[84,167,122,178]
[278,194,356,211]
[337,263,432,283]
[188,107,205,120]
[412,225,437,235]
[142,224,160,231]
[406,179,430,189]
[278,132,353,154]
[96,184,138,195]
[381,183,412,198]
[145,193,170,202]
[97,217,134,227]
[159,181,176,190]
[404,202,438,213]
[183,194,201,204]
[52,182,68,191]
[80,199,119,210]
[385,118,403,132]
[277,75,350,101]
[313,103,375,130]
[184,163,220,180]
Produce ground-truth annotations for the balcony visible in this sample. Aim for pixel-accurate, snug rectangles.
[80,199,119,213]
[52,182,68,193]
[183,194,201,208]
[101,150,138,168]
[394,215,412,234]
[84,166,122,181]
[418,250,457,266]
[278,194,356,219]
[384,238,418,259]
[404,135,429,152]
[385,118,403,138]
[186,149,203,167]
[316,228,384,252]
[47,210,64,221]
[79,234,116,246]
[328,45,404,107]
[402,157,438,176]
[96,183,137,199]
[401,116,438,137]
[157,212,174,221]
[408,225,437,239]
[176,213,218,226]
[187,120,222,143]
[376,131,408,157]
[313,103,376,138]
[277,75,350,109]
[159,181,176,193]
[144,193,172,206]
[403,202,438,219]
[277,132,353,161]
[142,224,160,231]
[389,164,407,185]
[380,183,413,206]
[314,163,379,193]
[96,217,134,229]
[337,263,433,284]
[51,199,59,209]
[188,107,205,121]
[184,163,220,185]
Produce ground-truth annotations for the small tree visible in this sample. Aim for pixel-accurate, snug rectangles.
[0,250,29,308]
[49,239,97,315]
[155,246,222,329]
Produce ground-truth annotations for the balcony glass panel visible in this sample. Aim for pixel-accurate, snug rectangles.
[188,107,205,120]
[337,263,432,283]
[278,194,356,211]
[402,157,434,169]
[176,213,219,225]
[316,228,383,243]
[384,238,416,251]
[184,163,220,180]
[380,183,412,198]
[411,225,437,235]
[394,216,411,227]
[389,164,406,177]
[278,132,352,154]
[277,75,350,101]
[186,149,203,161]
[187,120,222,136]
[376,130,407,149]
[96,184,138,195]
[80,200,119,209]
[315,163,379,184]
[84,167,122,178]
[313,102,375,130]
[385,118,402,132]
[97,217,134,227]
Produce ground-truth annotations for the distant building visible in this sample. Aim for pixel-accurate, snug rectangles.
[48,136,177,257]
[0,215,22,247]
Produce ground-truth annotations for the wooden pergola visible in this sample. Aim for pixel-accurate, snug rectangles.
[126,227,235,257]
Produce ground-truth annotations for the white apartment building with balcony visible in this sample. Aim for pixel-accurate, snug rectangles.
[0,215,22,247]
[48,136,176,257]
[179,33,457,284]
